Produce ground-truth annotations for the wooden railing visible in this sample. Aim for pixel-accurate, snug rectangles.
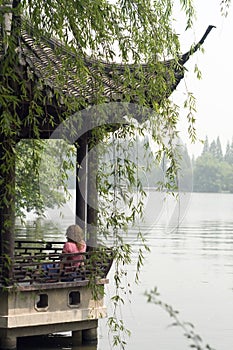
[0,241,114,286]
[14,240,64,256]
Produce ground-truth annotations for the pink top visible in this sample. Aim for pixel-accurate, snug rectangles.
[62,241,86,267]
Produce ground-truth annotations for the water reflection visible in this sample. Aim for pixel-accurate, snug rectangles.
[18,334,97,350]
[15,219,66,241]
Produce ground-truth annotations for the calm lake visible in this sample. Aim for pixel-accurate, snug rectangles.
[16,192,233,350]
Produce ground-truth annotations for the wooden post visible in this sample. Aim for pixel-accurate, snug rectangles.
[86,135,98,247]
[72,330,82,345]
[76,133,88,231]
[82,325,98,343]
[0,333,17,350]
[75,131,98,247]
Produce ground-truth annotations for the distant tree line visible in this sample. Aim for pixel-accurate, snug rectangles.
[134,137,192,192]
[137,135,233,194]
[193,136,233,193]
[55,135,233,195]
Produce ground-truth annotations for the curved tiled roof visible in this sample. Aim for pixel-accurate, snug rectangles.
[18,25,215,103]
[0,22,215,138]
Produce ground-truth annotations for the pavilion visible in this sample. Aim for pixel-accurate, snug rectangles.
[0,18,214,349]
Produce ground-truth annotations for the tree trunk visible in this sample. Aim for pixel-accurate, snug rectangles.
[0,136,15,285]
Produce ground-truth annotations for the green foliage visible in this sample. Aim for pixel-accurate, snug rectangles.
[193,136,233,193]
[193,153,222,192]
[220,0,231,16]
[224,139,233,164]
[216,137,223,160]
[19,0,189,64]
[15,139,75,219]
[201,136,209,155]
[184,92,197,143]
[108,316,131,349]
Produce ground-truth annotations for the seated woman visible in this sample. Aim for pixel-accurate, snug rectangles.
[62,225,86,278]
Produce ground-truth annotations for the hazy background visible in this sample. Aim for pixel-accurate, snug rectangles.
[173,0,233,157]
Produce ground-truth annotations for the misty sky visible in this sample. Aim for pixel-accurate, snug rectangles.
[172,0,233,157]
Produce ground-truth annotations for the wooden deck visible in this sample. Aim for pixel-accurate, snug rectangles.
[0,241,114,287]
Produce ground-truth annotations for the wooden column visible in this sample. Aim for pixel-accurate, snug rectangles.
[75,131,98,247]
[76,133,88,231]
[86,134,98,248]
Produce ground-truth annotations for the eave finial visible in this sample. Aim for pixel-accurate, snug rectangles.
[181,25,216,64]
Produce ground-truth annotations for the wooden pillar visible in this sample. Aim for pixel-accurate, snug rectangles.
[0,333,17,350]
[86,136,98,247]
[82,325,98,343]
[72,330,82,345]
[76,133,88,231]
[0,137,15,286]
[75,131,98,247]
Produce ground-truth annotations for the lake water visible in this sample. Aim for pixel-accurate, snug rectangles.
[16,192,233,350]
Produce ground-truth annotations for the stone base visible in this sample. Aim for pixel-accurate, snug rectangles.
[0,281,107,349]
[83,327,98,343]
[0,320,98,350]
[0,334,17,350]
